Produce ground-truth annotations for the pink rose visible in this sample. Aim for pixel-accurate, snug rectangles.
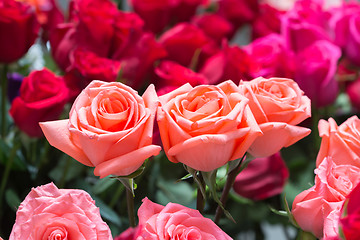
[345,13,360,66]
[40,80,161,178]
[239,77,311,158]
[244,33,295,79]
[115,227,140,240]
[340,182,360,240]
[292,157,360,238]
[136,198,232,239]
[294,40,341,108]
[316,116,360,168]
[157,80,261,172]
[9,182,112,240]
[233,152,289,200]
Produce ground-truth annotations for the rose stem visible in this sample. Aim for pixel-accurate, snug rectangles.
[126,187,136,228]
[214,160,242,225]
[196,172,205,214]
[1,64,8,138]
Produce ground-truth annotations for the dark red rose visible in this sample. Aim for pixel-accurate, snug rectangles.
[159,23,214,68]
[0,0,39,63]
[340,183,360,240]
[154,60,208,95]
[171,0,209,23]
[39,0,65,42]
[200,42,256,84]
[118,33,167,89]
[217,0,259,29]
[192,13,234,44]
[9,69,69,137]
[347,77,360,111]
[251,3,284,40]
[130,0,178,34]
[65,48,121,100]
[233,152,289,201]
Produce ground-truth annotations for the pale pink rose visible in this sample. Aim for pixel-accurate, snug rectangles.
[40,80,161,178]
[136,198,232,240]
[9,182,112,240]
[157,80,262,172]
[316,116,360,168]
[292,157,360,238]
[239,77,311,157]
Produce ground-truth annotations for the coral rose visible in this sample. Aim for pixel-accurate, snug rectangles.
[136,198,232,239]
[40,80,161,178]
[9,182,112,240]
[316,116,360,168]
[292,157,360,238]
[239,77,311,158]
[157,80,261,172]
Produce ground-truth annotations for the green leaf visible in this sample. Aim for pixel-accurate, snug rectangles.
[0,140,26,171]
[5,189,21,211]
[156,178,194,206]
[93,196,122,227]
[92,176,116,195]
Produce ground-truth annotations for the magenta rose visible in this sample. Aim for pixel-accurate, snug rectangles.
[244,33,295,79]
[347,77,360,111]
[9,183,112,240]
[340,182,360,240]
[9,69,69,137]
[233,152,289,200]
[154,60,208,95]
[136,198,232,239]
[294,40,341,107]
[0,0,39,63]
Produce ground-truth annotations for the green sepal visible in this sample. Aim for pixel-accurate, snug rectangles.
[115,178,136,197]
[283,194,299,228]
[184,165,206,200]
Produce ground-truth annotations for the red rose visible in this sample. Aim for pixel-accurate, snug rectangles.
[340,182,360,240]
[233,152,289,200]
[0,0,39,63]
[200,43,256,84]
[217,0,259,29]
[192,13,234,44]
[65,48,121,100]
[154,60,208,95]
[171,0,209,23]
[159,23,214,68]
[10,69,69,137]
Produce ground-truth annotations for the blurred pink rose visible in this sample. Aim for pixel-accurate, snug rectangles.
[40,81,161,178]
[292,157,360,239]
[244,33,295,79]
[136,198,232,239]
[340,182,360,240]
[294,40,341,107]
[154,60,208,95]
[233,152,289,200]
[347,77,360,111]
[157,80,261,172]
[316,116,360,168]
[239,77,311,158]
[9,182,112,240]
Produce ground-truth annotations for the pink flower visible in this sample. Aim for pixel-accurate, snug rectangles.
[40,81,161,178]
[233,152,289,200]
[115,227,140,240]
[136,198,232,239]
[292,157,360,238]
[294,40,341,107]
[9,183,112,240]
[347,77,360,111]
[316,116,360,168]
